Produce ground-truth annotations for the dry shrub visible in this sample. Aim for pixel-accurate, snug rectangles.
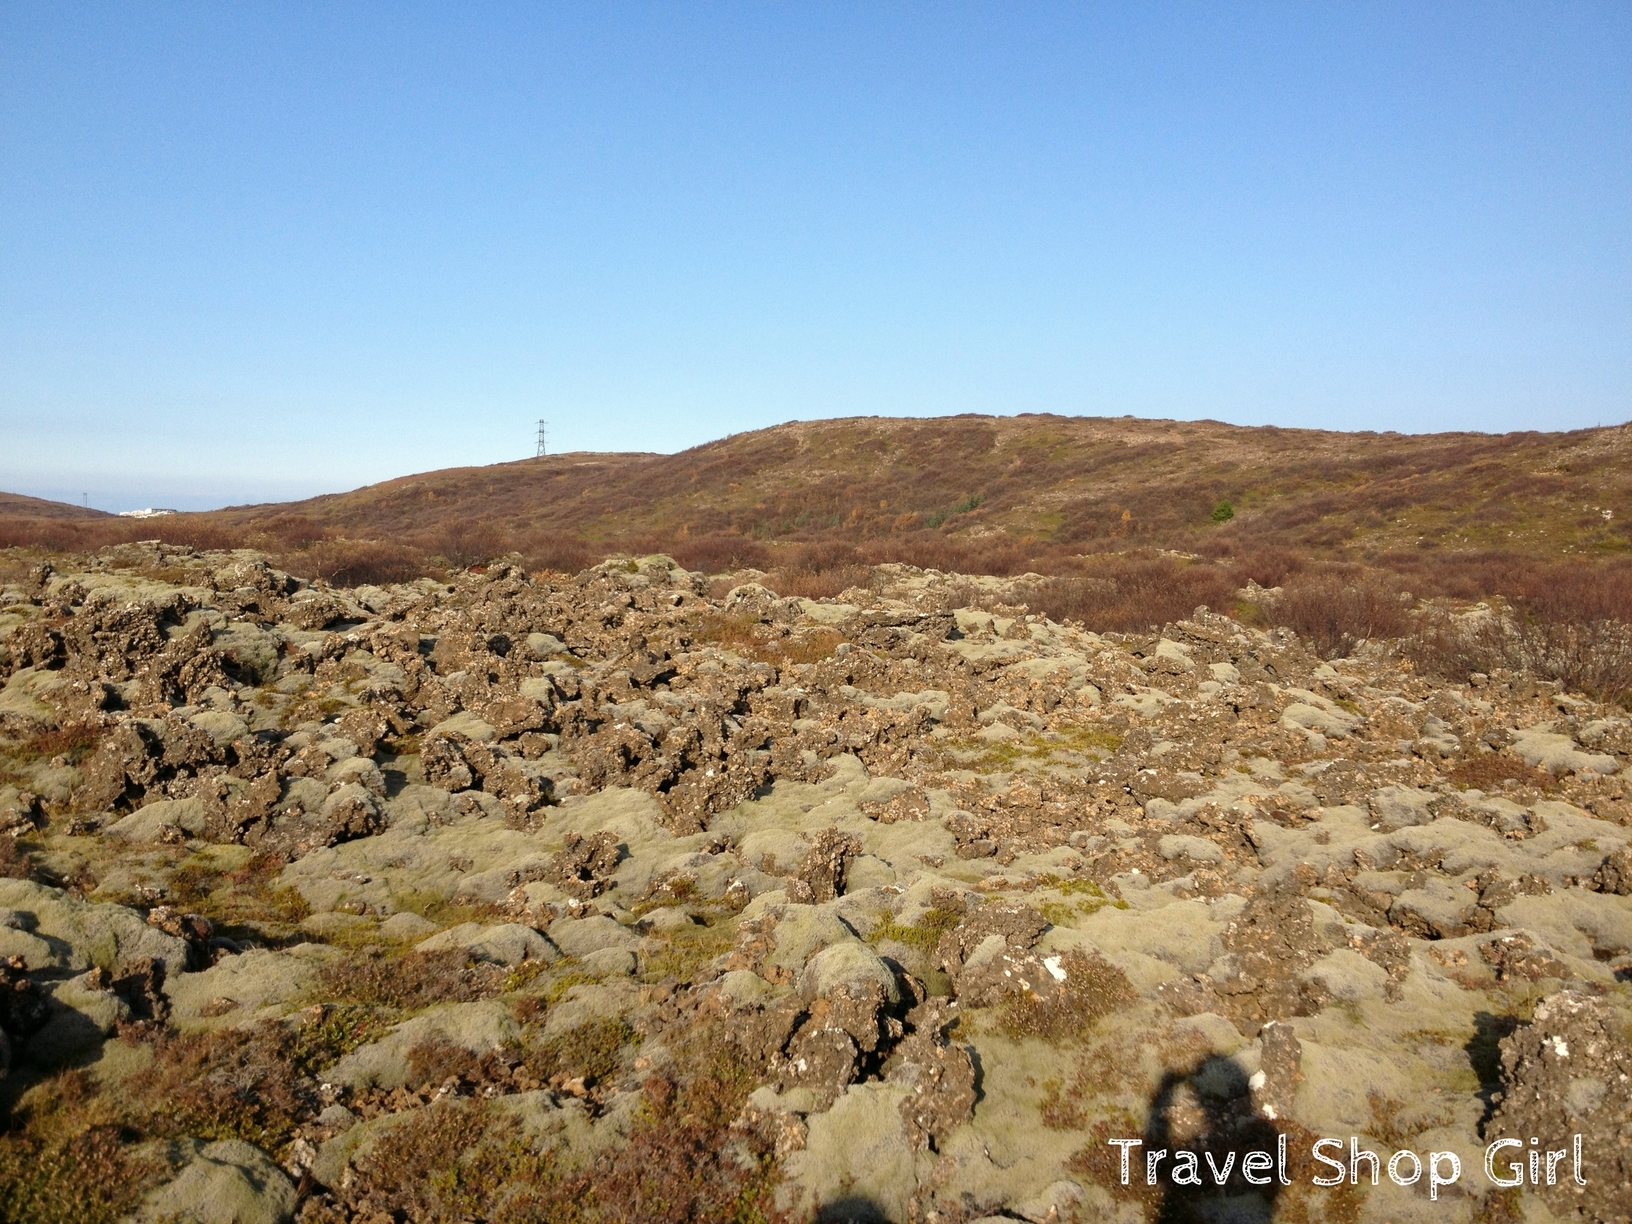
[133,1024,318,1149]
[1509,618,1632,704]
[282,537,428,586]
[1236,546,1306,588]
[310,1017,783,1224]
[572,1018,784,1224]
[688,611,763,653]
[336,1098,548,1224]
[689,613,843,667]
[1405,607,1508,682]
[1408,594,1632,706]
[0,836,37,880]
[764,565,872,599]
[0,513,247,555]
[784,540,861,572]
[519,534,602,576]
[526,1016,635,1087]
[1267,571,1411,658]
[138,518,241,552]
[10,721,105,765]
[1018,557,1238,632]
[860,531,1037,577]
[318,948,499,1011]
[255,514,327,550]
[407,1035,485,1088]
[429,521,510,570]
[668,533,771,574]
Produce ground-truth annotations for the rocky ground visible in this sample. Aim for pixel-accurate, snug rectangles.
[0,541,1629,1224]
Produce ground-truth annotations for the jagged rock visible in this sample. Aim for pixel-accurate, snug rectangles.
[795,827,861,902]
[1592,846,1632,895]
[1487,990,1632,1224]
[547,830,624,900]
[8,542,1632,1224]
[890,1001,977,1150]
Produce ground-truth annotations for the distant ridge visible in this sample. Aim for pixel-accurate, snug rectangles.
[0,491,112,521]
[203,413,1632,559]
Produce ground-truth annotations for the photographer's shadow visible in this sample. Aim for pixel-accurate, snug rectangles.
[1143,1056,1284,1224]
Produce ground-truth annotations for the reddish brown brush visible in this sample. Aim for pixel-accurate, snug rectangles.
[1017,556,1240,632]
[1267,571,1412,658]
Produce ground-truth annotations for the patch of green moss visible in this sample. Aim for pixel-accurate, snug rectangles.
[869,905,961,952]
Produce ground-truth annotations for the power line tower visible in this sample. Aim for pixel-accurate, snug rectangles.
[535,419,548,458]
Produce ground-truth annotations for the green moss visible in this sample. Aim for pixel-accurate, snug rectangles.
[290,1004,393,1076]
[640,919,737,984]
[869,905,961,952]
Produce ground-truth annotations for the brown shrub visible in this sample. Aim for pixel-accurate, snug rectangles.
[429,521,510,570]
[1408,599,1632,706]
[0,836,36,880]
[526,1016,635,1087]
[518,534,602,575]
[1404,607,1509,682]
[11,722,106,765]
[765,565,872,599]
[688,612,843,667]
[998,950,1134,1041]
[255,514,327,550]
[1268,572,1412,658]
[0,513,247,555]
[1236,546,1307,588]
[574,1019,784,1224]
[134,1024,317,1148]
[339,1099,549,1224]
[668,534,772,573]
[1510,618,1632,705]
[283,538,429,586]
[784,540,862,572]
[406,1035,483,1088]
[1018,557,1238,632]
[310,1017,784,1224]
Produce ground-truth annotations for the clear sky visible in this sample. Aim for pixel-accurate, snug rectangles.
[2,3,1629,511]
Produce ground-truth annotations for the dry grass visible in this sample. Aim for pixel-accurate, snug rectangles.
[1448,755,1556,793]
[302,1014,787,1224]
[317,947,502,1011]
[0,1069,165,1224]
[687,612,845,667]
[997,950,1134,1041]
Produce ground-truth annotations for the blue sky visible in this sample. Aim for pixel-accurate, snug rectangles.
[2,3,1629,511]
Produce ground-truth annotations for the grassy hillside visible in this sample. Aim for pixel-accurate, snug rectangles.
[0,492,112,521]
[6,414,1632,698]
[202,414,1632,561]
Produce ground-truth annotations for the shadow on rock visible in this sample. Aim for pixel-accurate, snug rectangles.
[815,1196,890,1224]
[1466,1010,1520,1129]
[1143,1055,1285,1224]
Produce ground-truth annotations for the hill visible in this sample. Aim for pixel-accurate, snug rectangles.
[5,415,1631,622]
[0,491,113,521]
[208,413,1632,561]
